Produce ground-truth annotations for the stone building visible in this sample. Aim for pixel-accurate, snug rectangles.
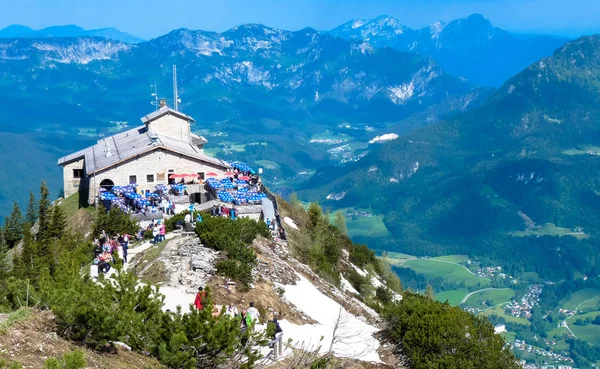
[58,101,229,205]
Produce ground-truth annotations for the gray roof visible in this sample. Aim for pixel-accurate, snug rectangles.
[140,107,195,124]
[58,125,228,175]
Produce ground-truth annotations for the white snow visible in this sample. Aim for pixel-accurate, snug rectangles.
[340,277,359,295]
[353,265,368,277]
[369,133,399,144]
[279,274,381,363]
[388,83,415,103]
[284,217,299,230]
[351,19,367,29]
[160,286,195,314]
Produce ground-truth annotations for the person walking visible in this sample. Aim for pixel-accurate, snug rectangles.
[194,287,207,310]
[159,221,166,242]
[122,233,129,263]
[247,301,260,324]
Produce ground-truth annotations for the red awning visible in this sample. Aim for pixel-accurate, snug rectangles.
[206,172,218,177]
[238,175,250,180]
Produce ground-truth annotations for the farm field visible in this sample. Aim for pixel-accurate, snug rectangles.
[561,288,600,311]
[569,324,600,345]
[436,290,469,306]
[402,258,490,287]
[511,222,589,240]
[464,288,515,307]
[327,208,392,239]
[481,305,530,325]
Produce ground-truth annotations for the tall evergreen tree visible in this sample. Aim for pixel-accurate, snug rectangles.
[38,181,50,239]
[426,284,435,300]
[47,206,67,240]
[334,210,348,236]
[25,191,37,227]
[307,202,324,234]
[4,202,23,248]
[13,227,37,281]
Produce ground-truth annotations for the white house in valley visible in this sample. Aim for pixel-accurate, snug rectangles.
[58,100,230,205]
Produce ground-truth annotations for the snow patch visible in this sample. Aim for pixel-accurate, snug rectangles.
[369,133,399,144]
[388,83,415,104]
[280,274,381,362]
[284,217,299,230]
[352,19,367,29]
[326,192,346,201]
[341,277,359,295]
[389,178,399,183]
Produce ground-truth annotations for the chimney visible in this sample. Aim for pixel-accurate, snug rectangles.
[159,98,167,109]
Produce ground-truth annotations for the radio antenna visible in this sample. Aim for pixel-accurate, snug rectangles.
[172,65,179,111]
[150,80,159,110]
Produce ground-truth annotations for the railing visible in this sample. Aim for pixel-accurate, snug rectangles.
[259,183,286,240]
[268,332,284,360]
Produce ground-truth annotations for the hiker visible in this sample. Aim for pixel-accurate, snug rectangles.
[122,233,129,263]
[195,213,203,223]
[153,223,160,243]
[159,221,166,242]
[247,302,260,324]
[184,212,192,224]
[267,312,283,342]
[266,218,271,228]
[230,207,237,221]
[240,309,249,334]
[225,304,238,317]
[194,287,207,310]
[210,205,217,217]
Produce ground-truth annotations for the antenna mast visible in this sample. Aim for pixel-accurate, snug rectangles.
[151,80,159,111]
[172,65,178,111]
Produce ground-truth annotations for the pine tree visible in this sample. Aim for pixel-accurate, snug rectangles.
[13,227,37,281]
[333,210,348,236]
[47,206,67,240]
[38,181,51,240]
[426,284,435,300]
[25,191,37,227]
[4,202,23,248]
[307,202,323,233]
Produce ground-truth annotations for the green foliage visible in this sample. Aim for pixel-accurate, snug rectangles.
[333,210,347,236]
[37,181,50,240]
[4,202,23,248]
[0,359,22,369]
[383,292,520,369]
[164,210,189,232]
[92,205,138,238]
[43,350,86,369]
[196,215,268,287]
[426,284,435,300]
[307,202,324,233]
[347,243,376,269]
[25,191,37,227]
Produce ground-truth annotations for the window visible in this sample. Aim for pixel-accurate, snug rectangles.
[73,169,83,178]
[129,175,137,184]
[146,174,155,183]
[197,172,205,180]
[168,169,175,184]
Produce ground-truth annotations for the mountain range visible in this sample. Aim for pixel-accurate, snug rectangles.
[329,14,569,87]
[303,35,600,281]
[0,24,144,43]
[0,14,572,221]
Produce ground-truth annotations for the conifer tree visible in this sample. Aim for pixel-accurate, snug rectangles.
[426,284,435,300]
[334,210,348,236]
[307,202,324,233]
[4,202,23,248]
[47,206,67,240]
[25,191,37,227]
[13,227,37,281]
[38,181,51,236]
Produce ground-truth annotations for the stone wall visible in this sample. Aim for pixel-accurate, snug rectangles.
[62,158,88,198]
[148,113,191,142]
[87,149,227,204]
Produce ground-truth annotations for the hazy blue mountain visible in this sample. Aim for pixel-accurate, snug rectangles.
[0,24,145,43]
[302,35,600,280]
[329,14,569,87]
[0,24,492,218]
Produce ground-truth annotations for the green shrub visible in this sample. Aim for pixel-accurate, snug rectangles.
[92,205,137,238]
[382,292,520,369]
[348,243,377,269]
[195,215,267,287]
[346,269,368,295]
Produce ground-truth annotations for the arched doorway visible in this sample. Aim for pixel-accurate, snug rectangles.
[99,179,115,191]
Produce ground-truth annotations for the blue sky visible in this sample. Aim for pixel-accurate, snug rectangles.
[0,0,598,39]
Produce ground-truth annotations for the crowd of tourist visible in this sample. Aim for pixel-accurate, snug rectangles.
[193,287,283,343]
[92,230,131,274]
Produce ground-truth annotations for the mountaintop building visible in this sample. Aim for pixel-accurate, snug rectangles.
[58,99,230,205]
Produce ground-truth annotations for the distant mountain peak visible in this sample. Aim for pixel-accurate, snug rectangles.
[0,24,144,43]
